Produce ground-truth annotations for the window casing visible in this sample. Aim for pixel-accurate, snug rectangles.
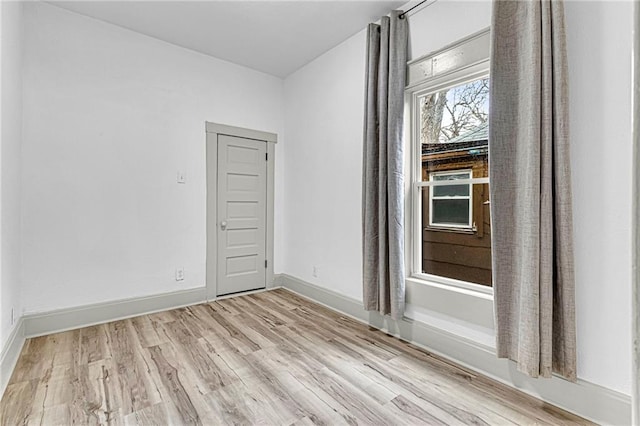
[406,28,492,295]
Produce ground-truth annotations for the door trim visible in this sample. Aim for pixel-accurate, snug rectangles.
[205,122,277,301]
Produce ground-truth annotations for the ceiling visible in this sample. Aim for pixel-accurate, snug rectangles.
[50,1,407,78]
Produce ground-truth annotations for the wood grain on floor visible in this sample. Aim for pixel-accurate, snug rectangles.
[0,288,591,425]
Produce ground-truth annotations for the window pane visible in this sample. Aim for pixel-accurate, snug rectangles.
[433,173,469,181]
[432,200,469,225]
[432,173,470,196]
[420,78,489,182]
[420,78,489,145]
[433,184,469,197]
[418,76,492,287]
[421,184,492,287]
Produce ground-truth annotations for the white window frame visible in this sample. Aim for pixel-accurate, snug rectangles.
[405,28,492,296]
[428,169,473,229]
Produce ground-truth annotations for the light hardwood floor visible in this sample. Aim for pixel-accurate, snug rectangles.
[1,288,590,425]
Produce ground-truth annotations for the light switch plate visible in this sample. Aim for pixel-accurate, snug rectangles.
[177,171,186,184]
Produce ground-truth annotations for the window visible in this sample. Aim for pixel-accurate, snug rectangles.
[429,170,472,228]
[407,29,492,291]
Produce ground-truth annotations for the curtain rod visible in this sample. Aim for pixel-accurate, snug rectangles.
[399,0,438,19]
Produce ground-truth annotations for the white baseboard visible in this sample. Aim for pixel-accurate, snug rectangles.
[0,318,26,399]
[23,287,208,338]
[278,273,631,426]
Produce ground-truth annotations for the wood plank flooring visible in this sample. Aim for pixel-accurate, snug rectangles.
[0,289,591,425]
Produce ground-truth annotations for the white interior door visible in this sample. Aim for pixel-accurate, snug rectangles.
[217,134,267,296]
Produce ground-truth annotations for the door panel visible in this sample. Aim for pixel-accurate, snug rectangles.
[227,201,258,219]
[217,135,267,296]
[226,228,259,248]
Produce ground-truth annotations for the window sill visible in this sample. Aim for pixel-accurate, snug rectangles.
[407,274,494,300]
[424,225,475,234]
[405,275,495,330]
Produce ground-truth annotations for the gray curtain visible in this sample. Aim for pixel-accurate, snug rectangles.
[362,11,408,320]
[489,0,577,380]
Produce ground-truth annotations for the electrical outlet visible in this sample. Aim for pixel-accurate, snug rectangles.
[175,267,185,281]
[312,266,319,278]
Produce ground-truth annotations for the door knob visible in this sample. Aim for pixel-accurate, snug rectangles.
[220,220,227,230]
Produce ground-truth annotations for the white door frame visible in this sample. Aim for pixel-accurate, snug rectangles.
[205,122,277,301]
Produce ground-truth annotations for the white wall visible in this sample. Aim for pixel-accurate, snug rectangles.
[0,1,24,351]
[283,29,365,301]
[283,0,633,396]
[21,3,285,313]
[565,0,633,396]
